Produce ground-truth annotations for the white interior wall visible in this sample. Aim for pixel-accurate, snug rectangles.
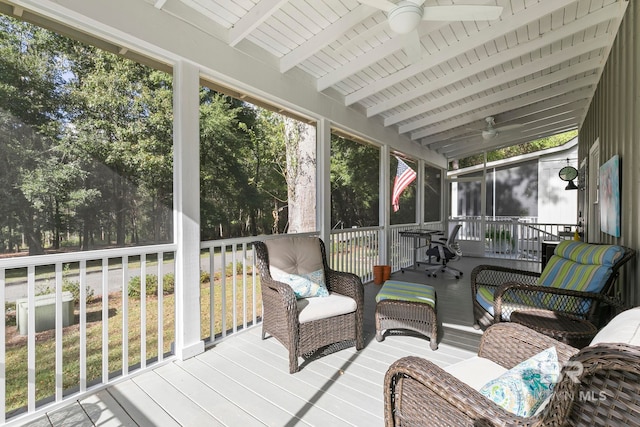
[538,145,579,224]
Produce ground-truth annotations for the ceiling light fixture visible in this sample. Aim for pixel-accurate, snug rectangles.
[388,2,423,34]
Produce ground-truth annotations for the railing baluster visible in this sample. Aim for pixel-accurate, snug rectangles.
[242,243,247,331]
[1,268,5,424]
[157,252,164,362]
[252,243,257,326]
[122,256,128,376]
[232,245,237,334]
[80,260,87,392]
[220,246,227,338]
[102,257,109,383]
[140,255,146,370]
[27,265,35,412]
[55,262,63,401]
[209,248,215,341]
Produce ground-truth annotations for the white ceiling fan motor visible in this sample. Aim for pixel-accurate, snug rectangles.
[482,116,498,140]
[388,2,423,34]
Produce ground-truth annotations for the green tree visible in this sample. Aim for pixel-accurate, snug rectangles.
[0,16,66,254]
[330,135,379,228]
[454,130,578,169]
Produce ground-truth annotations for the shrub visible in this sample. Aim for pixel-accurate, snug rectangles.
[128,273,175,298]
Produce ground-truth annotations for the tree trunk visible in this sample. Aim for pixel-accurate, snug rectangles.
[285,119,316,234]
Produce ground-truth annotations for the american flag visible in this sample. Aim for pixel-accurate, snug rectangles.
[392,157,417,212]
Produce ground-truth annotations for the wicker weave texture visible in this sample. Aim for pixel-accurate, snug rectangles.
[384,322,640,426]
[375,298,439,350]
[254,238,364,373]
[470,246,635,331]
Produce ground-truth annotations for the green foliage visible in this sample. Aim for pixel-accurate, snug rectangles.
[34,265,94,304]
[330,135,380,227]
[453,130,578,170]
[127,273,175,298]
[485,227,513,244]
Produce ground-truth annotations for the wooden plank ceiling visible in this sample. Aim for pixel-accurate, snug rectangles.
[148,0,627,161]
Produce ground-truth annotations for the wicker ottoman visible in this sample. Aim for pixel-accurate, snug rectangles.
[375,280,439,350]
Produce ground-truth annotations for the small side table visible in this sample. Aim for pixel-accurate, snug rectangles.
[510,309,598,348]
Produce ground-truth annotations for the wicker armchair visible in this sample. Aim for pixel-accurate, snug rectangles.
[384,322,640,426]
[254,236,364,373]
[471,242,635,330]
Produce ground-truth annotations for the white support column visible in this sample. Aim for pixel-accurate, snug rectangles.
[379,145,390,264]
[173,60,205,360]
[416,160,424,225]
[317,118,332,246]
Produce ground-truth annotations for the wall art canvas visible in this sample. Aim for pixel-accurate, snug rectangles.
[599,154,620,237]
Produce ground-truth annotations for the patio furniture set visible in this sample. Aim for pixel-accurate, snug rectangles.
[254,236,639,425]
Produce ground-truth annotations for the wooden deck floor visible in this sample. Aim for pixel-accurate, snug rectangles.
[25,257,539,427]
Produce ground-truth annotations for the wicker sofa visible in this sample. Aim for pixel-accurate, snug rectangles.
[384,307,640,426]
[471,241,635,330]
[254,236,364,373]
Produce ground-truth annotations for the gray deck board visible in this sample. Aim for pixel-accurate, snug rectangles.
[107,380,181,427]
[28,256,539,427]
[79,390,137,427]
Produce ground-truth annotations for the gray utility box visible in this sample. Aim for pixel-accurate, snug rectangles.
[16,292,75,335]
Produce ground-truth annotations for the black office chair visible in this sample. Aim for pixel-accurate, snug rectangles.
[425,224,463,279]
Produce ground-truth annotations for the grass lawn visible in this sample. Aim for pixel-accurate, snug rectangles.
[5,273,262,415]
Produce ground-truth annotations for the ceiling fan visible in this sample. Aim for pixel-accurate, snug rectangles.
[355,0,503,62]
[481,116,523,140]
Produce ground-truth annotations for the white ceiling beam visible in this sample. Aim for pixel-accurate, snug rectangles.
[317,20,450,91]
[384,35,609,127]
[13,5,24,16]
[228,0,289,47]
[442,118,582,160]
[435,107,586,150]
[317,35,406,91]
[280,6,377,73]
[428,100,587,150]
[332,20,388,56]
[420,88,594,146]
[179,0,228,24]
[154,0,168,9]
[343,0,577,105]
[405,57,603,137]
[368,2,621,118]
[413,75,599,141]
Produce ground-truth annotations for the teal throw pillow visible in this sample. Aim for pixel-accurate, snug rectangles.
[271,268,329,299]
[479,347,560,417]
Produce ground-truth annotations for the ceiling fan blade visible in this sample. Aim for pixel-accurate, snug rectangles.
[422,5,503,21]
[401,30,422,64]
[496,123,525,132]
[355,0,396,12]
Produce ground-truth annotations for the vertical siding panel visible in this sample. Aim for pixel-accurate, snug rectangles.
[579,0,639,304]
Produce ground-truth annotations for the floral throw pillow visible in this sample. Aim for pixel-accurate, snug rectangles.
[270,268,329,299]
[479,347,560,417]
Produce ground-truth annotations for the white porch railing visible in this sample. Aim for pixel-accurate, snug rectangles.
[330,226,381,284]
[453,216,578,260]
[390,222,445,272]
[0,244,176,425]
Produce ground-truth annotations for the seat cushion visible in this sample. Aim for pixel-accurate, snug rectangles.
[590,306,640,346]
[265,237,328,298]
[375,280,435,308]
[297,292,357,323]
[444,356,507,391]
[475,285,541,319]
[538,241,624,293]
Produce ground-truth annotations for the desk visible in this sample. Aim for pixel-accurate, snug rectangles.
[399,229,441,271]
